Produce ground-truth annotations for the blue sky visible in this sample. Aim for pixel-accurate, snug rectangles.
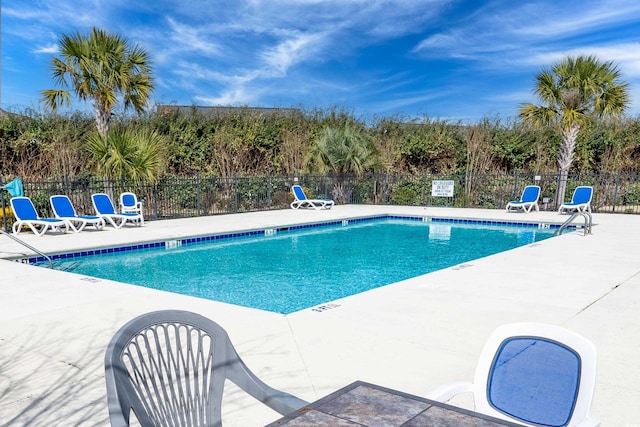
[3,0,640,123]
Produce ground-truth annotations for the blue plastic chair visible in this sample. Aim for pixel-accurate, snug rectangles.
[559,186,593,213]
[50,195,105,232]
[426,323,600,427]
[10,196,67,236]
[506,185,540,213]
[92,193,142,228]
[290,185,334,210]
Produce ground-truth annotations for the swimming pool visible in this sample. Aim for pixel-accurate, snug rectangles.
[46,216,557,314]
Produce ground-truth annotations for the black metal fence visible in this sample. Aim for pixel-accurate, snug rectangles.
[2,172,640,231]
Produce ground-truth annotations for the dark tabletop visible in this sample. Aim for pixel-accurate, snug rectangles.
[266,381,524,427]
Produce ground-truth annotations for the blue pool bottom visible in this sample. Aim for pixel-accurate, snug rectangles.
[39,215,561,314]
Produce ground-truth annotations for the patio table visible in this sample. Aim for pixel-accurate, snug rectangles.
[265,380,524,426]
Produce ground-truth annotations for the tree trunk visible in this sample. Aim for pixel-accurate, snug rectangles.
[556,123,580,207]
[95,105,111,137]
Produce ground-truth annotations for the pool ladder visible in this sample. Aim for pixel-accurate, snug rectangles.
[0,228,53,268]
[555,211,592,236]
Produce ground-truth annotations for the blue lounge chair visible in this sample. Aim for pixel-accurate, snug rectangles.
[290,185,334,210]
[426,323,600,427]
[506,185,540,213]
[50,195,105,233]
[92,193,142,228]
[10,196,67,236]
[119,192,144,225]
[105,310,308,426]
[559,186,593,214]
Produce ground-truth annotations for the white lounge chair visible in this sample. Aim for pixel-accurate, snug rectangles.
[290,185,334,210]
[506,185,540,213]
[92,193,142,228]
[50,195,105,232]
[426,322,600,427]
[559,186,593,213]
[10,196,67,236]
[119,192,144,224]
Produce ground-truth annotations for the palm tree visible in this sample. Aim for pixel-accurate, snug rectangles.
[85,126,166,184]
[305,123,378,202]
[520,55,629,206]
[41,27,154,137]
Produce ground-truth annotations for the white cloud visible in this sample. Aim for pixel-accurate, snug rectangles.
[260,32,327,76]
[513,2,640,37]
[524,43,640,77]
[413,1,640,60]
[195,86,260,106]
[413,33,461,52]
[166,18,221,57]
[33,44,59,54]
[6,0,640,120]
[371,91,448,113]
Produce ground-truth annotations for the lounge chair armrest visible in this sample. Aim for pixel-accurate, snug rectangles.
[425,381,473,402]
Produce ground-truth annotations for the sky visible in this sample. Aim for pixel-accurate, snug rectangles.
[3,0,640,123]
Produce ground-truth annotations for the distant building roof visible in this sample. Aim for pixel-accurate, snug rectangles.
[156,105,301,117]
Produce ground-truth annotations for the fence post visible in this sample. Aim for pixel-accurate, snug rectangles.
[423,174,428,206]
[234,175,239,213]
[612,171,620,213]
[0,176,7,232]
[267,175,272,209]
[152,184,159,220]
[383,172,388,205]
[463,172,469,208]
[196,175,201,217]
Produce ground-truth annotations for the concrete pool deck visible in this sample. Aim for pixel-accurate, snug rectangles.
[0,205,638,426]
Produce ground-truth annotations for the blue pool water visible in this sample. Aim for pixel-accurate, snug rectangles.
[49,217,556,314]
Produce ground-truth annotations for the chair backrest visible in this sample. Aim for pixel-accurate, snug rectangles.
[50,195,77,218]
[520,186,540,203]
[120,192,138,209]
[291,185,307,201]
[105,310,307,427]
[92,193,117,215]
[10,197,39,220]
[472,323,597,427]
[571,186,593,204]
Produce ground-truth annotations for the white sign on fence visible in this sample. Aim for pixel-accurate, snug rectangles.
[431,180,454,197]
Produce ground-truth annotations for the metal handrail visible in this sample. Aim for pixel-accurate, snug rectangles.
[0,229,53,268]
[555,211,592,236]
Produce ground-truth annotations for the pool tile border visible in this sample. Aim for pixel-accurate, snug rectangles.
[21,214,572,265]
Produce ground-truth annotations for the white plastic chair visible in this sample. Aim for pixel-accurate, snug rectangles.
[10,196,67,236]
[426,323,600,427]
[50,195,105,232]
[290,185,334,210]
[559,186,593,213]
[92,193,142,228]
[506,185,540,213]
[119,192,144,224]
[104,310,307,427]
